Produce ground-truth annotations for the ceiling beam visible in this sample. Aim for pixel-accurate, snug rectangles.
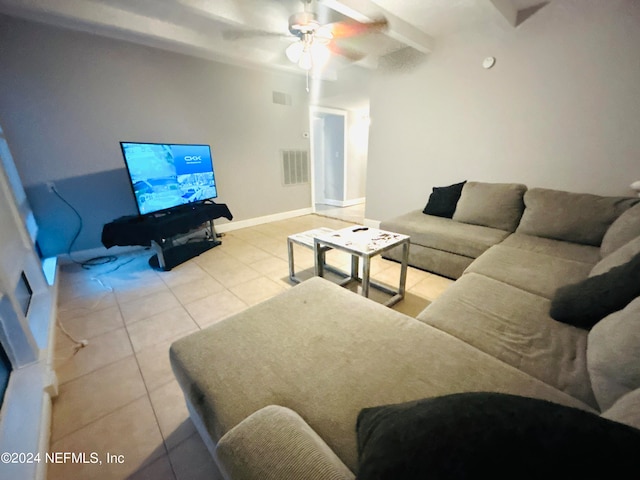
[487,0,518,27]
[177,0,246,26]
[0,0,303,74]
[0,0,210,46]
[321,0,434,54]
[176,0,289,32]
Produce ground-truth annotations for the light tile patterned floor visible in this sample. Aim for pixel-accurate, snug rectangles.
[48,213,453,480]
[314,203,366,224]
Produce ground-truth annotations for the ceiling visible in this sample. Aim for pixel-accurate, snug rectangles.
[0,0,550,78]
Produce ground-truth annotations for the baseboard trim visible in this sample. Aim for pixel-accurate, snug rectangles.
[344,197,366,207]
[215,207,313,233]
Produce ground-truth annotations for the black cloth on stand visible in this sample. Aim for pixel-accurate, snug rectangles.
[101,202,233,248]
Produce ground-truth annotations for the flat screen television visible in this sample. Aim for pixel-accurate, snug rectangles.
[120,142,218,216]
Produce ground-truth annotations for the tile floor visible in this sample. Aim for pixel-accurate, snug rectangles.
[49,213,453,480]
[314,203,366,224]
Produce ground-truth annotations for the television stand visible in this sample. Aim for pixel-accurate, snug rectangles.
[149,219,221,270]
[101,202,233,271]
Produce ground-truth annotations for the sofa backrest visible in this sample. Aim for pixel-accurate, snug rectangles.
[590,235,640,277]
[452,182,527,232]
[579,202,640,426]
[600,202,640,257]
[516,188,640,246]
[587,295,640,412]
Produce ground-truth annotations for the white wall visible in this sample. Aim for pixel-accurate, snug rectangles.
[0,14,312,255]
[366,0,640,222]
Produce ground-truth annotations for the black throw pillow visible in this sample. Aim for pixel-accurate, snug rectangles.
[356,392,640,480]
[423,181,466,218]
[549,251,640,329]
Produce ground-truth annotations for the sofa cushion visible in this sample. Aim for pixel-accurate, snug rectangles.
[380,210,509,259]
[384,242,472,280]
[356,392,640,480]
[601,202,640,257]
[602,389,640,431]
[417,273,596,408]
[550,252,640,329]
[500,232,600,264]
[452,181,526,232]
[587,296,640,411]
[170,277,592,472]
[516,188,639,246]
[464,245,592,299]
[590,235,640,277]
[422,181,466,218]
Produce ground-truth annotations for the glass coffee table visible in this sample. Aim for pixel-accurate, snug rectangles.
[313,226,410,307]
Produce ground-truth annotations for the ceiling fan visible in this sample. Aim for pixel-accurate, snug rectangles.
[223,0,388,71]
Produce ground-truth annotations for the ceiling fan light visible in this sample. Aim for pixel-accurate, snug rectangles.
[286,41,304,63]
[310,43,330,69]
[298,50,313,70]
[315,25,333,42]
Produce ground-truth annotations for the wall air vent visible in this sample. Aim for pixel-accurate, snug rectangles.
[281,150,309,186]
[272,91,292,106]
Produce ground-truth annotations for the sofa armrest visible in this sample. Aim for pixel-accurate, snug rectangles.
[216,405,355,480]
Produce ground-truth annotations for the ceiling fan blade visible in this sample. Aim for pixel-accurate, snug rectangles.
[328,17,388,39]
[222,29,292,41]
[328,41,365,62]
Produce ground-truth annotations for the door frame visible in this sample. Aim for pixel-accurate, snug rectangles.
[309,106,348,211]
[311,114,326,205]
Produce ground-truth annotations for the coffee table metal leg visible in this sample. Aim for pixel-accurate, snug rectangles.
[314,240,325,277]
[399,240,409,297]
[288,238,298,283]
[382,240,410,307]
[362,256,371,297]
[351,255,360,281]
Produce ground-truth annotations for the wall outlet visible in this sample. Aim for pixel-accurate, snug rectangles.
[46,181,55,192]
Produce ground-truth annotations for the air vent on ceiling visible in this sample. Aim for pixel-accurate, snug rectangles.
[281,150,309,186]
[272,91,292,106]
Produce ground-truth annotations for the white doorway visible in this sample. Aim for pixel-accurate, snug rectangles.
[310,107,347,207]
[310,105,369,224]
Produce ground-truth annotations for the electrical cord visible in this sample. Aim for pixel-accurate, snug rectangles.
[56,317,89,353]
[50,184,118,269]
[50,185,132,353]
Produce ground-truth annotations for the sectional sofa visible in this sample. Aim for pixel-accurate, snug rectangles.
[170,182,640,479]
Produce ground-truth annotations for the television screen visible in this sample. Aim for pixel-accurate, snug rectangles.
[120,142,218,216]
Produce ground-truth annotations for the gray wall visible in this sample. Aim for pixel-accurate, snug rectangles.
[0,15,312,256]
[366,0,640,222]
